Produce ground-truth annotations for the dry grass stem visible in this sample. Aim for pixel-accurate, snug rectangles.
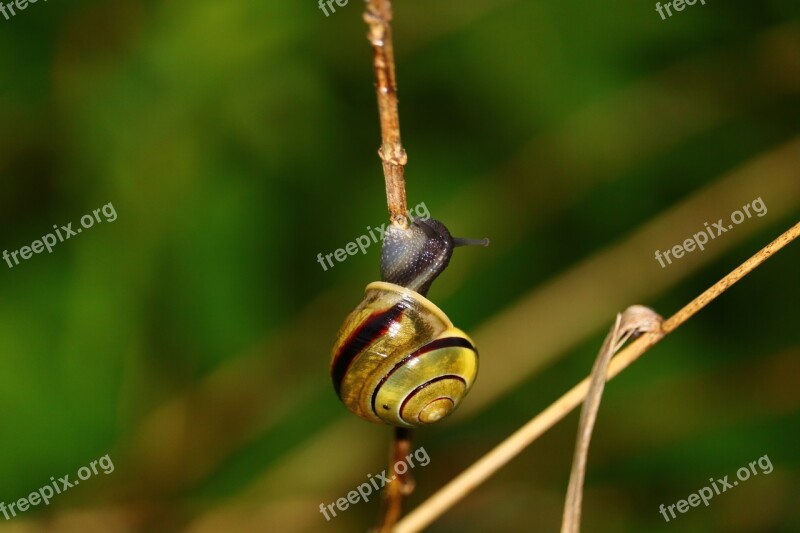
[394,221,800,533]
[365,0,414,527]
[561,306,663,533]
[375,427,416,532]
[365,0,409,227]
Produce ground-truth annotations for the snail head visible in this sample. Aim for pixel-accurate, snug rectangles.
[380,218,488,296]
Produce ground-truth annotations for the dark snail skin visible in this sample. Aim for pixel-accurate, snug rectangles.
[380,218,488,296]
[330,218,488,428]
[380,218,452,296]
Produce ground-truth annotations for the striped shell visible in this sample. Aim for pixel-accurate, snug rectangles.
[330,281,478,427]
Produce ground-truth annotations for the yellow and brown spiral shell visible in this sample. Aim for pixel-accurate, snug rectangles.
[330,281,478,427]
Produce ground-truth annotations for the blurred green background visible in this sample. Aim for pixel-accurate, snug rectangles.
[1,1,799,531]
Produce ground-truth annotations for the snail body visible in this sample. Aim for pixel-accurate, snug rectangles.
[330,218,488,428]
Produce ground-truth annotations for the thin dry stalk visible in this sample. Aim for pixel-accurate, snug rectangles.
[376,427,416,532]
[365,0,409,227]
[395,220,800,533]
[364,1,414,527]
[561,306,663,533]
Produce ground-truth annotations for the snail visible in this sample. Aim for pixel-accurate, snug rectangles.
[330,217,488,427]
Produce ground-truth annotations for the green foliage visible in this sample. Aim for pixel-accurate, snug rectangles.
[0,0,798,531]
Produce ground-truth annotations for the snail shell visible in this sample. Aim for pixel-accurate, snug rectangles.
[330,281,478,427]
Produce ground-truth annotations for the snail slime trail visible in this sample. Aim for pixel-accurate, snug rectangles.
[329,217,489,427]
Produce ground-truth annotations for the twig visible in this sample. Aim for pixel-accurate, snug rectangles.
[376,427,415,532]
[394,221,800,533]
[364,0,409,227]
[362,2,415,527]
[561,306,663,533]
[364,1,414,527]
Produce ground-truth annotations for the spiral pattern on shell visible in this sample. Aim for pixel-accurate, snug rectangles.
[330,282,479,427]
